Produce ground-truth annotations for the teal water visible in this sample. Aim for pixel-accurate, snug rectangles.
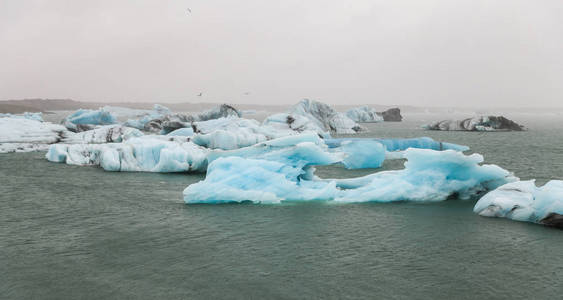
[1,114,562,299]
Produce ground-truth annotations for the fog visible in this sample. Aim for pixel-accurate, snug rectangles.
[1,0,562,107]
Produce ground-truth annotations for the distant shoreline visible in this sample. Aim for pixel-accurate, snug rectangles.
[1,98,562,115]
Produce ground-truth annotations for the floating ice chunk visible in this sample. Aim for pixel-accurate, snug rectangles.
[183,157,338,204]
[196,104,241,121]
[325,137,469,152]
[0,117,69,153]
[345,106,384,123]
[62,125,143,144]
[190,117,296,150]
[46,137,208,172]
[123,104,172,130]
[206,133,343,169]
[123,104,240,133]
[423,116,524,131]
[183,148,514,204]
[153,104,172,115]
[63,108,117,132]
[192,130,267,150]
[45,144,69,162]
[262,113,330,137]
[0,112,44,122]
[287,99,364,134]
[473,180,563,228]
[332,149,516,202]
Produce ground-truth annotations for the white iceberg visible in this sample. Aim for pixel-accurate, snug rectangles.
[0,112,44,122]
[473,180,563,228]
[62,125,143,144]
[62,108,118,132]
[0,117,69,153]
[183,148,515,204]
[123,104,172,131]
[262,113,330,137]
[289,99,364,134]
[345,106,384,123]
[196,104,241,121]
[124,104,240,133]
[46,137,208,172]
[191,117,297,150]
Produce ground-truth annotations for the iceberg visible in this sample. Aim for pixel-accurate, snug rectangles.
[62,108,117,132]
[0,112,44,122]
[62,125,143,144]
[424,116,525,131]
[123,104,172,130]
[191,117,297,150]
[331,149,516,203]
[205,132,342,167]
[262,113,330,137]
[183,157,338,204]
[473,180,563,228]
[124,104,241,133]
[345,106,384,123]
[183,148,515,204]
[0,117,69,153]
[196,104,241,121]
[287,99,364,134]
[46,137,208,172]
[324,137,469,152]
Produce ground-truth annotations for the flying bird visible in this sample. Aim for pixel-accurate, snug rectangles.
[187,8,192,14]
[244,92,250,95]
[197,92,202,96]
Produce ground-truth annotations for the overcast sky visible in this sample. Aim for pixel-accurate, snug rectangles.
[1,0,562,107]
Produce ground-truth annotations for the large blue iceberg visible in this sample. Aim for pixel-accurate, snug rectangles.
[183,148,515,204]
[473,180,563,228]
[63,108,117,132]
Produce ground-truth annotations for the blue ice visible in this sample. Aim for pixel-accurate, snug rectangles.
[63,108,117,131]
[183,148,514,204]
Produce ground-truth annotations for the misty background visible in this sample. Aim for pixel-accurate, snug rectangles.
[1,0,562,107]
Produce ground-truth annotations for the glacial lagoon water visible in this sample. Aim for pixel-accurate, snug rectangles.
[1,114,562,299]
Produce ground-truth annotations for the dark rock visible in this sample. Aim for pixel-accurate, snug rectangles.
[424,115,525,131]
[540,213,563,229]
[378,108,402,122]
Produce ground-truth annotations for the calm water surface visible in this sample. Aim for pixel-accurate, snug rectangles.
[1,114,562,299]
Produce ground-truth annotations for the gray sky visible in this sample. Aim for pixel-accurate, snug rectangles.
[1,0,562,107]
